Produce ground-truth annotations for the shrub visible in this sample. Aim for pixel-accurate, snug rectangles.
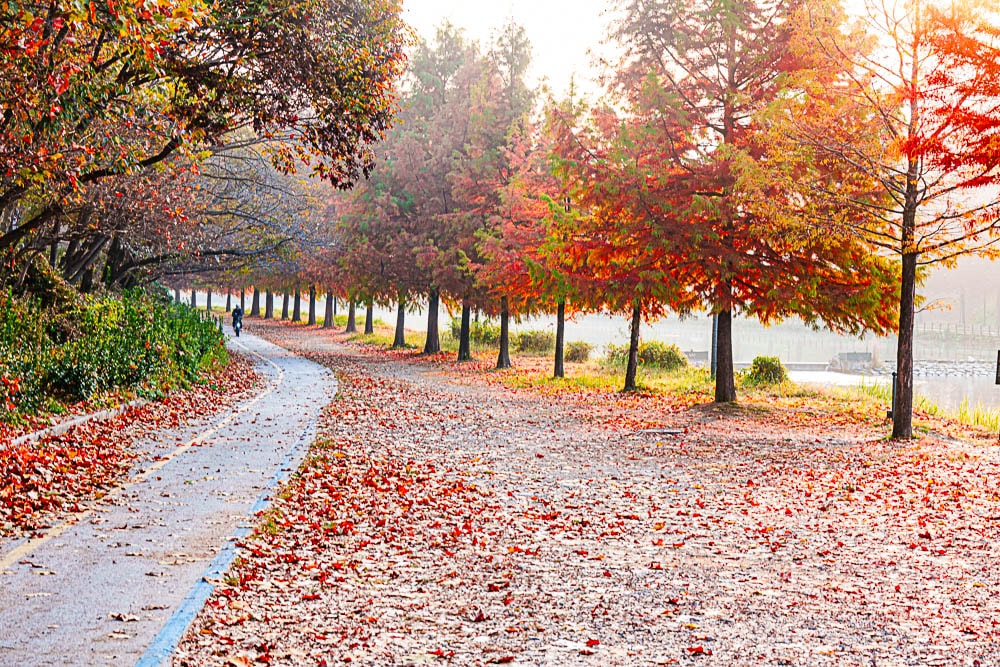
[514,329,555,354]
[564,341,592,363]
[0,290,53,413]
[0,289,226,417]
[638,341,688,371]
[744,355,788,386]
[449,318,501,346]
[605,341,688,371]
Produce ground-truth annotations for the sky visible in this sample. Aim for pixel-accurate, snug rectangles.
[401,0,612,96]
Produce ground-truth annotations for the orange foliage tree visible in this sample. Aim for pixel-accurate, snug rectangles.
[773,0,1000,438]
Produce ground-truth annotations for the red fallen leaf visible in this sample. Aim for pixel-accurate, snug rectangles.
[428,648,455,658]
[489,658,514,664]
[687,646,712,655]
[473,611,488,622]
[580,649,595,655]
[301,593,320,601]
[586,638,600,647]
[502,595,513,605]
[535,453,544,458]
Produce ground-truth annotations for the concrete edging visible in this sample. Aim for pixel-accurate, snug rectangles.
[7,399,148,449]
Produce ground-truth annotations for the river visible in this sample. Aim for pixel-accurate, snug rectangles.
[371,304,1000,413]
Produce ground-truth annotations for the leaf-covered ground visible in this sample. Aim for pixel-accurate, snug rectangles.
[0,353,261,536]
[175,322,1000,666]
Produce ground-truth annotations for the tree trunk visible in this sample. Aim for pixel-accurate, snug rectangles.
[250,289,261,317]
[80,267,94,294]
[206,290,213,313]
[240,289,246,312]
[554,300,566,378]
[293,289,302,322]
[714,308,737,402]
[457,302,472,362]
[174,287,180,303]
[365,300,374,335]
[392,298,406,348]
[281,292,290,320]
[226,292,232,313]
[324,291,335,329]
[265,291,274,319]
[624,304,641,392]
[308,285,317,325]
[423,288,441,354]
[190,289,197,309]
[496,296,512,369]
[892,252,918,439]
[346,301,358,333]
[48,220,59,268]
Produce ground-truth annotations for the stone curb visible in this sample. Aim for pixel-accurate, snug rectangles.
[6,399,148,449]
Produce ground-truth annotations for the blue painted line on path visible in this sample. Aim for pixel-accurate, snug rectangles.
[134,401,328,667]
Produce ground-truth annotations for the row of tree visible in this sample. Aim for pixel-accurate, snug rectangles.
[7,0,998,442]
[0,0,409,291]
[315,0,999,440]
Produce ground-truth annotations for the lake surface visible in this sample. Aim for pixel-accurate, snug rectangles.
[374,304,1000,414]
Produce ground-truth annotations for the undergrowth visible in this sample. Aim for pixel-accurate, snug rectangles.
[0,288,226,422]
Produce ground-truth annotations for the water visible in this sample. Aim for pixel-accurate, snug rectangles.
[374,304,1000,413]
[190,293,998,413]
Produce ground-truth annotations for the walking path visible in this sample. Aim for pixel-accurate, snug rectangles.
[0,331,336,666]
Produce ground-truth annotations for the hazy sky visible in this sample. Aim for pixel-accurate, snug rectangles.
[401,0,613,95]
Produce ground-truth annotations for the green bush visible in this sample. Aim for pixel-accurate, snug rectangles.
[0,290,53,413]
[564,341,592,363]
[605,341,688,371]
[449,318,501,346]
[0,289,226,418]
[514,329,555,354]
[743,355,788,386]
[638,341,688,371]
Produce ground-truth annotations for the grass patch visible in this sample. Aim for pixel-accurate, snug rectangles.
[955,398,1000,432]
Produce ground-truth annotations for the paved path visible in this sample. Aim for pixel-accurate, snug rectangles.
[0,331,335,666]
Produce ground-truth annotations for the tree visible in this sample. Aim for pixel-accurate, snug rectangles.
[0,0,408,289]
[606,0,898,401]
[549,96,699,391]
[452,22,537,369]
[775,0,1000,438]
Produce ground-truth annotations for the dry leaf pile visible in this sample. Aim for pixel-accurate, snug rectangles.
[174,322,1000,666]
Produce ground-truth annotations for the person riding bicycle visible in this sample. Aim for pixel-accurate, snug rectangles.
[231,305,244,337]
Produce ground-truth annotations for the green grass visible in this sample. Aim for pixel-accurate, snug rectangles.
[955,398,1000,432]
[846,378,941,416]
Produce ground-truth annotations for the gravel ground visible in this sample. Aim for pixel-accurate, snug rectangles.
[174,321,1000,667]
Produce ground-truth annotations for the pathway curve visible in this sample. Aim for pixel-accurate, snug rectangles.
[0,331,335,667]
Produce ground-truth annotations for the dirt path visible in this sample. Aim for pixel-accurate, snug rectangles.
[173,321,1000,666]
[0,331,336,666]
